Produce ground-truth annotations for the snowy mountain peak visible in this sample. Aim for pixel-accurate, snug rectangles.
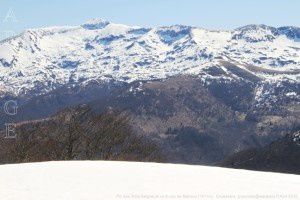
[236,24,277,31]
[233,24,279,42]
[233,24,300,42]
[155,25,192,44]
[81,18,110,30]
[278,26,300,40]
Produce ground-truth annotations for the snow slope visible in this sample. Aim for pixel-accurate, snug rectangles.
[0,161,299,200]
[0,19,299,97]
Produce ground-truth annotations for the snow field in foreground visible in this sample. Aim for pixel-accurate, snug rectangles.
[0,161,299,200]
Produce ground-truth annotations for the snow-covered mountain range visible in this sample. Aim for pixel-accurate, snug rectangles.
[0,20,299,169]
[0,19,299,98]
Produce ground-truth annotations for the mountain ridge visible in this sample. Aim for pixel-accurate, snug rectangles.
[0,19,299,99]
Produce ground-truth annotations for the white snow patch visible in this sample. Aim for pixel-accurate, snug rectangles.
[0,161,299,200]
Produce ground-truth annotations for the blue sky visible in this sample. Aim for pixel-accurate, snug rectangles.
[0,0,299,40]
